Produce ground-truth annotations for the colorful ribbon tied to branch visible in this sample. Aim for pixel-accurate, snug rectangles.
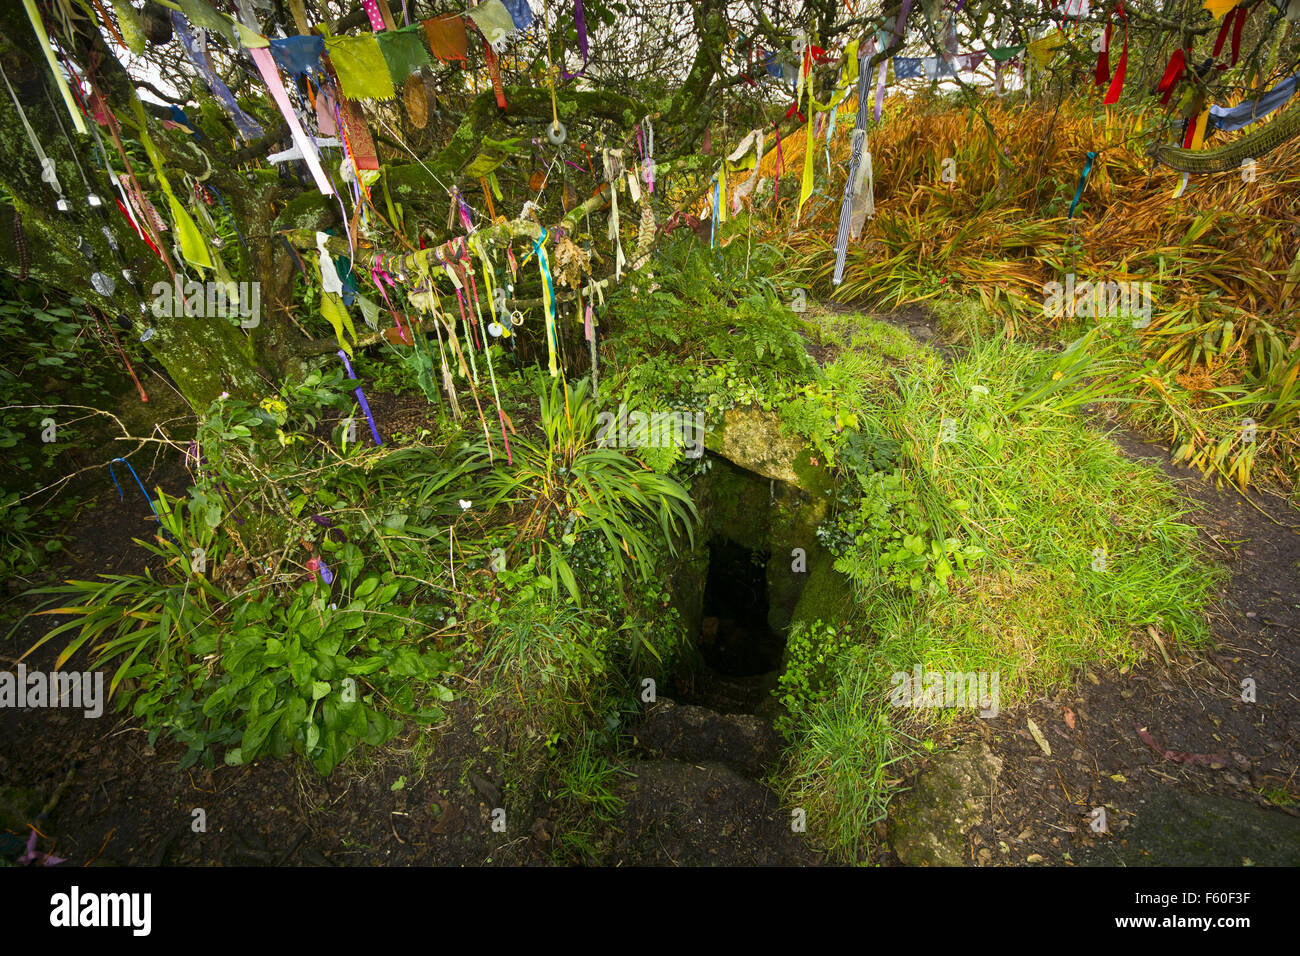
[1068,151,1096,219]
[338,349,383,445]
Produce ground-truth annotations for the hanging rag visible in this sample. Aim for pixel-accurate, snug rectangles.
[1027,35,1066,69]
[603,149,627,278]
[173,12,264,141]
[180,0,236,43]
[23,0,86,134]
[377,26,432,84]
[893,57,924,79]
[468,0,516,52]
[423,14,468,61]
[481,39,508,109]
[338,99,380,170]
[1155,49,1188,107]
[1068,151,1096,218]
[131,97,212,271]
[729,128,766,214]
[325,34,396,100]
[834,43,874,285]
[1093,2,1128,105]
[269,34,325,76]
[503,0,534,30]
[797,52,816,224]
[1209,72,1298,132]
[573,0,589,62]
[1172,111,1209,198]
[533,230,560,375]
[922,56,956,79]
[337,349,382,444]
[316,86,338,135]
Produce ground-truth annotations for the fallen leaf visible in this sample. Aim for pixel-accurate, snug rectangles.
[1064,707,1076,730]
[1147,625,1171,665]
[1135,724,1230,768]
[1110,773,1126,783]
[1027,718,1052,756]
[1027,853,1043,863]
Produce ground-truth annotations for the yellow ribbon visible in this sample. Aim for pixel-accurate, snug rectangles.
[321,291,357,356]
[1172,110,1210,199]
[131,97,212,271]
[798,66,816,224]
[24,0,86,134]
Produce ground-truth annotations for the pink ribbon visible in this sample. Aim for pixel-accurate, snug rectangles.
[248,47,333,196]
[362,0,387,31]
[371,258,411,345]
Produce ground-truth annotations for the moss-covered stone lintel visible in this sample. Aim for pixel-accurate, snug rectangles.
[703,406,835,497]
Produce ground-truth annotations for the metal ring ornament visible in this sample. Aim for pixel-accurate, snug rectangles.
[509,309,525,327]
[547,120,567,146]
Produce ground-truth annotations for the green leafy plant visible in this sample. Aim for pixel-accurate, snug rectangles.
[19,481,455,773]
[476,375,697,604]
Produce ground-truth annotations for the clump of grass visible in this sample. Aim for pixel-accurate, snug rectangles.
[778,314,1224,862]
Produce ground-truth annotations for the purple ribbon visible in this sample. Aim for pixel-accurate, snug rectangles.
[310,513,348,542]
[338,349,383,446]
[897,0,914,38]
[575,0,589,63]
[874,60,888,122]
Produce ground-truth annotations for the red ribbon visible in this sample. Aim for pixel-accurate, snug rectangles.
[1095,2,1128,105]
[1230,7,1247,65]
[1104,5,1127,105]
[1094,25,1111,89]
[1156,48,1187,107]
[1212,6,1248,69]
[482,39,507,109]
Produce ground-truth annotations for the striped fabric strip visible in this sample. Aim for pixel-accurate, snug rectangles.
[834,43,873,286]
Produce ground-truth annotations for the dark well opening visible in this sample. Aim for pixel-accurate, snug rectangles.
[698,536,786,677]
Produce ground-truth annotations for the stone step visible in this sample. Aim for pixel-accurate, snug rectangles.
[632,699,781,777]
[602,759,822,866]
[679,666,780,716]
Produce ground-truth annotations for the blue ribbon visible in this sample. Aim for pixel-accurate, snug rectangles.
[1210,73,1300,133]
[532,229,560,358]
[1068,151,1096,220]
[109,457,175,542]
[710,173,720,249]
[171,11,263,144]
[338,350,383,446]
